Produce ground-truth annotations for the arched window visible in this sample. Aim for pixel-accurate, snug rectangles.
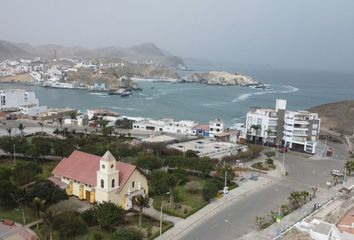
[101,179,104,188]
[112,179,115,188]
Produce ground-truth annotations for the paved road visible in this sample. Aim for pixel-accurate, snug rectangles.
[181,154,342,240]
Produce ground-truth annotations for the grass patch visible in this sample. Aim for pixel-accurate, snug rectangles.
[251,162,269,171]
[0,205,36,224]
[153,177,208,218]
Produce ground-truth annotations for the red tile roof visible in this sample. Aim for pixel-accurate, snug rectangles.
[52,150,136,192]
[193,124,209,131]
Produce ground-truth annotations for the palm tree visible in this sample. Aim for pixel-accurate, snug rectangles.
[5,127,12,137]
[18,123,25,137]
[266,128,272,146]
[300,191,310,203]
[256,216,266,230]
[38,121,44,135]
[57,117,63,130]
[288,191,302,209]
[133,194,150,227]
[250,124,261,143]
[32,197,46,230]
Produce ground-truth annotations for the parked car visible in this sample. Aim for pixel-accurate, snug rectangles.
[331,169,344,177]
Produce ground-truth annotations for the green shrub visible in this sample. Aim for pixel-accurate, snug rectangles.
[264,151,275,158]
[266,158,274,165]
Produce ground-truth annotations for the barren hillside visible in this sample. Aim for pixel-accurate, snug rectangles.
[309,100,354,135]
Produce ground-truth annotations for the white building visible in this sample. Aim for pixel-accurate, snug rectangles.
[0,89,44,111]
[245,99,321,154]
[209,118,225,138]
[133,118,198,135]
[168,139,248,159]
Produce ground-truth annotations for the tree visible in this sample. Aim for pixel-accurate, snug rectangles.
[288,191,302,209]
[345,160,354,176]
[134,156,161,171]
[32,137,52,160]
[5,127,12,137]
[149,170,169,195]
[38,121,44,135]
[133,194,149,227]
[12,162,42,186]
[111,227,143,240]
[95,202,125,231]
[0,180,18,207]
[57,117,63,130]
[250,124,261,143]
[300,191,310,203]
[185,180,202,194]
[266,128,272,145]
[165,174,178,208]
[53,211,88,239]
[32,197,46,230]
[202,179,224,201]
[25,180,67,204]
[18,123,25,137]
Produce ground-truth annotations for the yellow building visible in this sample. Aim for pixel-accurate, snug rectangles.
[51,150,148,210]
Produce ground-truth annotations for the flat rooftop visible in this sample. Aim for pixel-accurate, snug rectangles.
[168,139,247,158]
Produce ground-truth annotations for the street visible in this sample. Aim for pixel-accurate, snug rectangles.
[180,149,345,240]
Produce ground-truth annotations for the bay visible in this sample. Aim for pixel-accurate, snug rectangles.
[1,67,353,126]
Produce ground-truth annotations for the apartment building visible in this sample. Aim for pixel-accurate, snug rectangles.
[245,99,320,154]
[209,118,225,138]
[0,89,47,116]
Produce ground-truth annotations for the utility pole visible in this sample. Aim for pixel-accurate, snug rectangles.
[13,143,16,166]
[160,204,163,237]
[282,150,286,175]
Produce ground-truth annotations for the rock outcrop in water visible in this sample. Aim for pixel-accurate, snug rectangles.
[182,71,260,86]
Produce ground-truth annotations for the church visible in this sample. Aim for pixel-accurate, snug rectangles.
[51,150,148,210]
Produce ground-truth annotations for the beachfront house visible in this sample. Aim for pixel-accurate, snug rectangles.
[51,150,148,210]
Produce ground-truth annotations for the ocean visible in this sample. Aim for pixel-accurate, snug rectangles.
[1,67,353,126]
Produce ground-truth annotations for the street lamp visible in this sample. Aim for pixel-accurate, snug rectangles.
[160,192,170,237]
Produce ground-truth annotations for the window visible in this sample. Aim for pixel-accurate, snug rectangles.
[24,93,28,101]
[101,179,104,188]
[111,164,114,169]
[132,181,135,188]
[1,95,5,106]
[313,124,318,129]
[112,179,115,188]
[312,130,317,135]
[102,164,105,169]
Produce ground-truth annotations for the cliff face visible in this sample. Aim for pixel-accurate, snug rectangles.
[183,71,259,86]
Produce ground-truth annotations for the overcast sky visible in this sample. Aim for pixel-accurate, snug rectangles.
[1,0,354,70]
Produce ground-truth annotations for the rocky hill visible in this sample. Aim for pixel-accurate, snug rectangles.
[182,71,260,86]
[0,40,185,68]
[0,40,31,59]
[309,100,354,135]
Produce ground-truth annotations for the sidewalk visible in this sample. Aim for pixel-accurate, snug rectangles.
[156,176,274,240]
[142,199,182,225]
[239,178,354,240]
